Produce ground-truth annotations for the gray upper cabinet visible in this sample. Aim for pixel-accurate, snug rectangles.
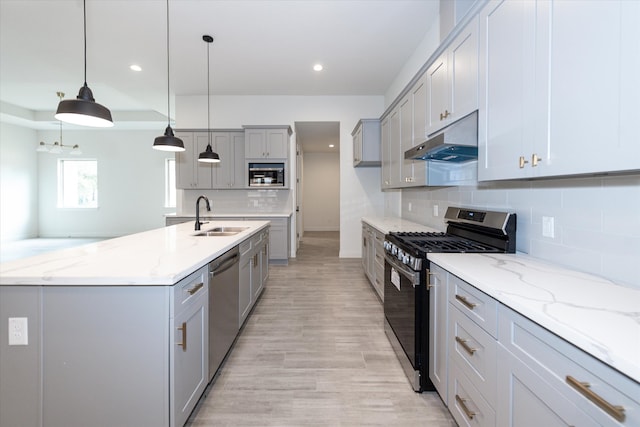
[244,126,291,160]
[176,131,245,190]
[478,0,640,180]
[352,119,381,167]
[175,132,213,189]
[380,116,392,189]
[426,15,479,137]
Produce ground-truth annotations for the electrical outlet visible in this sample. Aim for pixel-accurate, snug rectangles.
[433,205,439,217]
[542,216,555,238]
[408,202,413,212]
[8,317,28,346]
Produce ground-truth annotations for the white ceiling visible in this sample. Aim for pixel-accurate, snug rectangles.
[0,0,439,152]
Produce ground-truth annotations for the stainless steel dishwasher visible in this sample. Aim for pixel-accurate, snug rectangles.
[208,246,240,381]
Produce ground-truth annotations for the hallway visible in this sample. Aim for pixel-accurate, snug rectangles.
[187,231,454,426]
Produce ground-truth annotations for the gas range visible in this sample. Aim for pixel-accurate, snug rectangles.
[384,207,516,272]
[382,207,516,393]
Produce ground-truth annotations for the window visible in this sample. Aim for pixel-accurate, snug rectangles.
[57,159,98,208]
[165,158,176,208]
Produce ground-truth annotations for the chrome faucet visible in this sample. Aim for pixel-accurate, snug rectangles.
[195,195,211,231]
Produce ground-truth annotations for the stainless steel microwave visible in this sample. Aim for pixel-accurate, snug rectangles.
[248,162,285,187]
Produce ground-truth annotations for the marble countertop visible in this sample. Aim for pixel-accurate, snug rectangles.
[428,252,640,383]
[0,221,269,286]
[167,212,293,218]
[361,216,439,234]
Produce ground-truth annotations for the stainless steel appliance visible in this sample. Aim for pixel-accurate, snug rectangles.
[383,207,516,392]
[248,162,285,187]
[208,246,240,381]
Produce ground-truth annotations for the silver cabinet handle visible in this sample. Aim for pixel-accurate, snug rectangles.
[187,282,203,295]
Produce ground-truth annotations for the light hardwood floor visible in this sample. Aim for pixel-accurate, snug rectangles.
[187,231,455,426]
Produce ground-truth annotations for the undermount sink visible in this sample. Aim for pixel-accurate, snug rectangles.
[194,226,249,237]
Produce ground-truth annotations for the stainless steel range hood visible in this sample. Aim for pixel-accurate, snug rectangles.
[405,110,478,163]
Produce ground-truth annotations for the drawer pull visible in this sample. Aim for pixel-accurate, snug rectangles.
[566,376,625,422]
[455,394,476,420]
[455,336,477,355]
[455,294,477,310]
[187,282,204,295]
[177,322,187,352]
[426,271,438,290]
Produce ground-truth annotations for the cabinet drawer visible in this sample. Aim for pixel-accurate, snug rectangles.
[498,305,640,426]
[239,239,252,257]
[172,266,208,316]
[450,304,497,407]
[449,362,496,427]
[449,273,498,337]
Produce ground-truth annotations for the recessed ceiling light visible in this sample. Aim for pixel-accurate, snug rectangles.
[313,64,323,72]
[130,64,142,72]
[329,144,335,148]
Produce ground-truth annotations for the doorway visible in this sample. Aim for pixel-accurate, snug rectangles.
[294,121,340,247]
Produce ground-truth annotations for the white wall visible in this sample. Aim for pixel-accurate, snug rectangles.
[302,152,340,232]
[176,95,385,258]
[37,129,176,237]
[400,175,640,288]
[0,123,38,242]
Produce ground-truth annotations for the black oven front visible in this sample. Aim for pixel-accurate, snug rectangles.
[248,162,285,187]
[383,249,433,392]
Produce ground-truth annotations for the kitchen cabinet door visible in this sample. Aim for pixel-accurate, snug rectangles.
[388,107,402,188]
[496,344,599,427]
[239,241,252,327]
[477,0,546,181]
[380,116,391,189]
[175,132,213,189]
[211,132,230,188]
[426,16,478,138]
[542,0,640,177]
[426,53,450,136]
[230,131,246,188]
[244,127,290,160]
[170,284,208,427]
[352,119,381,167]
[428,263,448,404]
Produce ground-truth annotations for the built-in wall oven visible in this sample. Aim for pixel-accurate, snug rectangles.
[383,207,516,392]
[248,162,285,187]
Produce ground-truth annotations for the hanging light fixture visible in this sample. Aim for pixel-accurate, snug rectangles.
[153,0,184,152]
[55,0,113,128]
[38,92,83,155]
[198,35,220,163]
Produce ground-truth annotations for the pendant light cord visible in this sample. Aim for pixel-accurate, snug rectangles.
[206,39,211,146]
[166,0,171,126]
[83,0,87,86]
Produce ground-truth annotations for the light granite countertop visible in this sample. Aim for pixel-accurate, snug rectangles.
[428,252,640,384]
[0,221,269,286]
[166,212,293,218]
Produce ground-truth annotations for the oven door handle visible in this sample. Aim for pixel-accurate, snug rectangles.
[385,253,421,287]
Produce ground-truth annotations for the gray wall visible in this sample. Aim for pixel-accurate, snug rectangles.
[303,152,340,232]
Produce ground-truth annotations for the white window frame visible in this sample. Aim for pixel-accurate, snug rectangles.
[57,159,98,209]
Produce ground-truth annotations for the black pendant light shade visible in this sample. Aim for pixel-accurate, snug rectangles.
[198,34,221,163]
[154,126,185,151]
[55,0,113,128]
[198,144,220,163]
[153,0,185,152]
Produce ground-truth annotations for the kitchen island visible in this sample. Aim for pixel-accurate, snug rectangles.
[0,220,269,427]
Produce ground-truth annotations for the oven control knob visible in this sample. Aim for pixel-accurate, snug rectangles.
[391,245,398,256]
[397,249,404,261]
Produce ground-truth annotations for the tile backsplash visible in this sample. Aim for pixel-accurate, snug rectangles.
[400,174,640,288]
[179,189,293,215]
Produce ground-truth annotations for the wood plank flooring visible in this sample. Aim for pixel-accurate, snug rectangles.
[186,231,455,426]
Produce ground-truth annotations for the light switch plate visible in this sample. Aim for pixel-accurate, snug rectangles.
[8,317,28,346]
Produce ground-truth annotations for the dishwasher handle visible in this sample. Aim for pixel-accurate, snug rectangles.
[210,253,239,277]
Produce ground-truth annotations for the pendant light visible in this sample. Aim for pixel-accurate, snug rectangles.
[55,0,113,128]
[198,35,220,163]
[153,0,184,152]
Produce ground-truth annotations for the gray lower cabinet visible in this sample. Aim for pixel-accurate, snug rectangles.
[0,266,209,427]
[428,263,448,404]
[432,263,640,427]
[238,229,269,328]
[360,221,384,301]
